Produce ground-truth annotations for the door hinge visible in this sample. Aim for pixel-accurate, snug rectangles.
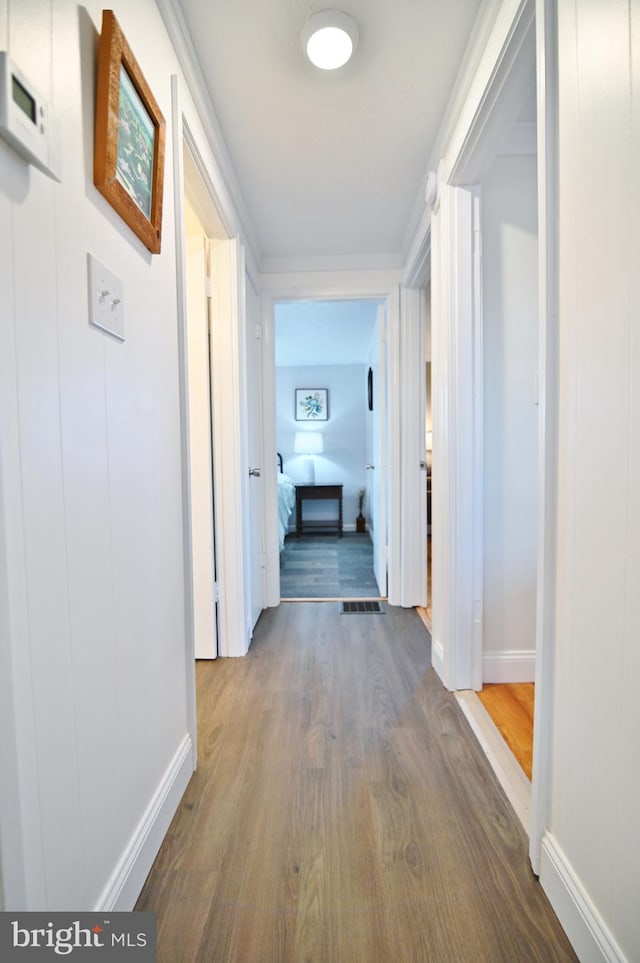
[255,321,262,340]
[205,275,213,299]
[213,582,220,604]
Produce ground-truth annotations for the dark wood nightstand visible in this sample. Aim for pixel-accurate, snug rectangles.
[295,484,343,536]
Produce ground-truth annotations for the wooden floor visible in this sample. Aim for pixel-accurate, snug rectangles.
[136,603,575,962]
[478,683,535,780]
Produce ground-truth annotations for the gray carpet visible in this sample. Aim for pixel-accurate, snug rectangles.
[280,533,380,598]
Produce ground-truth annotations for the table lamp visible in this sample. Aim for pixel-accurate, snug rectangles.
[294,431,323,484]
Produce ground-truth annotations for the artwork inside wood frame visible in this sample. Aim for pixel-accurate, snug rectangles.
[94,10,166,254]
[296,389,328,421]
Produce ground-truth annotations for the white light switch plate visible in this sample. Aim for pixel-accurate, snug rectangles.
[87,253,124,341]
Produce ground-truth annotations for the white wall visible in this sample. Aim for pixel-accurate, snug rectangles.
[276,364,368,529]
[481,153,538,680]
[539,3,640,961]
[0,0,196,910]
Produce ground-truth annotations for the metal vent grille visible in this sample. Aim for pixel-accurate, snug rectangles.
[341,600,384,614]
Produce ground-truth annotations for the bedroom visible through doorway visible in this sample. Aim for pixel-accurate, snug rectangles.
[275,298,386,600]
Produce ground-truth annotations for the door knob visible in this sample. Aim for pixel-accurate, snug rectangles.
[366,464,375,470]
[249,467,261,477]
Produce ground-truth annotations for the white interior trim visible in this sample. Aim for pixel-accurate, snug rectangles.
[398,287,427,607]
[381,287,402,606]
[401,0,505,264]
[210,239,251,657]
[171,77,198,770]
[402,213,431,289]
[431,637,445,682]
[429,0,554,883]
[540,834,629,963]
[96,735,193,911]
[260,293,280,609]
[156,0,260,264]
[529,0,559,878]
[483,649,536,683]
[259,275,403,608]
[433,182,483,691]
[445,0,536,186]
[456,691,530,834]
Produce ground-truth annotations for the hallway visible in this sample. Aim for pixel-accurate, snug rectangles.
[136,603,575,962]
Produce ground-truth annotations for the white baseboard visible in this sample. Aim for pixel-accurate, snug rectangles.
[455,690,530,835]
[96,734,193,911]
[483,648,535,683]
[540,833,628,963]
[432,637,445,683]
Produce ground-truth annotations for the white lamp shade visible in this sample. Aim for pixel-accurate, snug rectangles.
[294,431,323,455]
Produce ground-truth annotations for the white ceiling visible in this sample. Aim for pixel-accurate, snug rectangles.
[275,299,380,367]
[173,0,483,266]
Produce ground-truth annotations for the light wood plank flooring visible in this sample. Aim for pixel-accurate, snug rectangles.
[478,683,535,780]
[136,603,574,962]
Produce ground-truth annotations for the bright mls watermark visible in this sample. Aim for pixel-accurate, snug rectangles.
[0,913,156,961]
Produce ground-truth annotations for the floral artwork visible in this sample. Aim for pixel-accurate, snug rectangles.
[295,389,328,421]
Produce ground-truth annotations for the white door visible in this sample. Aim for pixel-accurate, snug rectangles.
[368,303,388,596]
[245,277,265,630]
[185,232,218,659]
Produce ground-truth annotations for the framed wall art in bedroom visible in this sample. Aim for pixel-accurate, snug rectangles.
[295,388,328,421]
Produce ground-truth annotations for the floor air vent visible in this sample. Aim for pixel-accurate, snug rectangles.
[341,601,384,614]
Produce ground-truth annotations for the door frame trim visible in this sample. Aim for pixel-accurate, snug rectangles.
[260,275,402,607]
[421,0,558,876]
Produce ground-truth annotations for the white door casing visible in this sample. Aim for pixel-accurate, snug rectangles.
[431,182,484,693]
[245,275,266,631]
[185,231,218,659]
[368,303,388,597]
[398,287,428,608]
[260,279,403,607]
[209,238,251,657]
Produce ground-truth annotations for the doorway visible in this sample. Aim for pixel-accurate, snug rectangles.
[274,298,387,600]
[182,186,219,660]
[430,13,542,841]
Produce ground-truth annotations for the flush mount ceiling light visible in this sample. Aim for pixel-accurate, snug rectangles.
[301,10,359,70]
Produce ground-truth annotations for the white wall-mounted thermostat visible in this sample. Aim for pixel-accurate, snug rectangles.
[0,51,61,181]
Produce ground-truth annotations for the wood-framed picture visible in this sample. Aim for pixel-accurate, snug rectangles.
[94,10,165,254]
[295,388,329,421]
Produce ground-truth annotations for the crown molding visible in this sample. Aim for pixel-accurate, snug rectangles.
[401,0,505,269]
[156,0,262,264]
[444,0,535,185]
[402,205,431,289]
